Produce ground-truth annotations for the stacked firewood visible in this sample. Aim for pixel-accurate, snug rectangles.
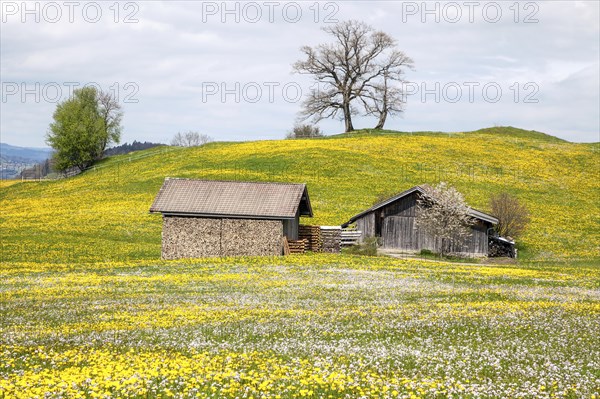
[287,239,308,254]
[298,225,322,252]
[320,226,341,253]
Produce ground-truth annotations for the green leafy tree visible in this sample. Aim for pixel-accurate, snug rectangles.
[46,87,122,172]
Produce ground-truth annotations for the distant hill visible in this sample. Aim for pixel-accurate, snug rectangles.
[0,143,53,163]
[0,143,54,179]
[0,126,597,263]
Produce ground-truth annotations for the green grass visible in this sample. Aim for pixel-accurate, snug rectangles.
[0,126,598,263]
[411,249,483,263]
[1,126,599,397]
[1,255,599,397]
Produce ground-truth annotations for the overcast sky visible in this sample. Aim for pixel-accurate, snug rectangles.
[1,0,599,147]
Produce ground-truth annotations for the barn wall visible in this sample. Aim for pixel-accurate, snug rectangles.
[469,221,489,254]
[375,193,491,255]
[380,215,490,255]
[162,216,282,259]
[382,192,418,217]
[282,214,299,240]
[356,212,375,242]
[382,216,417,250]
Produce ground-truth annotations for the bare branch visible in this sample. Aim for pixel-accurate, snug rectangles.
[490,192,529,238]
[97,90,123,157]
[171,131,213,147]
[293,20,414,132]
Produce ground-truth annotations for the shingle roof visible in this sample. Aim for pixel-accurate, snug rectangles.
[344,185,498,226]
[150,178,312,219]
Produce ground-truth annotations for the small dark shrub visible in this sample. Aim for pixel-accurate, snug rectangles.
[490,192,529,238]
[286,124,323,139]
[343,237,379,256]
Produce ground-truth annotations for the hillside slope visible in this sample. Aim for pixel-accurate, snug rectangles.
[0,127,598,263]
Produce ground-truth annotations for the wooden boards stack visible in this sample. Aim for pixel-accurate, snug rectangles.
[299,225,322,252]
[288,239,308,254]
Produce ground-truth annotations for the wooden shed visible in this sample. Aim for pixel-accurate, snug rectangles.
[342,185,498,256]
[150,178,312,259]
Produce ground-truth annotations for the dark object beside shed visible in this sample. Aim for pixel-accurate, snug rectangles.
[150,178,312,259]
[488,236,517,258]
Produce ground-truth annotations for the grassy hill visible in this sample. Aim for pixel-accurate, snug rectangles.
[0,126,598,263]
[2,126,598,399]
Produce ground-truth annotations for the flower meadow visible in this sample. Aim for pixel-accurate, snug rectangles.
[1,127,599,263]
[0,128,599,398]
[1,255,599,398]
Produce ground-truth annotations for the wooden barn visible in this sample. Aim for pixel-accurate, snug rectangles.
[342,185,499,256]
[150,178,312,259]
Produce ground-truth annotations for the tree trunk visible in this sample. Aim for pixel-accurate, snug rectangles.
[343,102,354,132]
[374,109,387,130]
[374,79,389,130]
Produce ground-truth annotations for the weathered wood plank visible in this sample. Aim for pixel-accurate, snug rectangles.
[351,191,493,255]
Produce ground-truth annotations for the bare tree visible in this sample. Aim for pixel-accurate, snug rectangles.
[97,90,123,158]
[171,131,213,147]
[361,67,407,130]
[415,182,474,256]
[293,20,413,132]
[490,192,529,238]
[286,124,324,139]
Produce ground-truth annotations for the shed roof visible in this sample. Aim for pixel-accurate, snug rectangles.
[150,178,312,219]
[344,185,498,226]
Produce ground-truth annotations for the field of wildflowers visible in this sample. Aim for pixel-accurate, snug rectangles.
[0,127,598,263]
[0,128,598,397]
[1,255,599,398]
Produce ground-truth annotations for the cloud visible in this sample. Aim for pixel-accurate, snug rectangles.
[1,0,598,146]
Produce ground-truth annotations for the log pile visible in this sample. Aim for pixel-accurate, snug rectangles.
[162,216,282,259]
[288,239,308,254]
[320,226,341,253]
[488,236,516,258]
[298,225,322,252]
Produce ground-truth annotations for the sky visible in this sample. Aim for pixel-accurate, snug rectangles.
[1,0,599,147]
